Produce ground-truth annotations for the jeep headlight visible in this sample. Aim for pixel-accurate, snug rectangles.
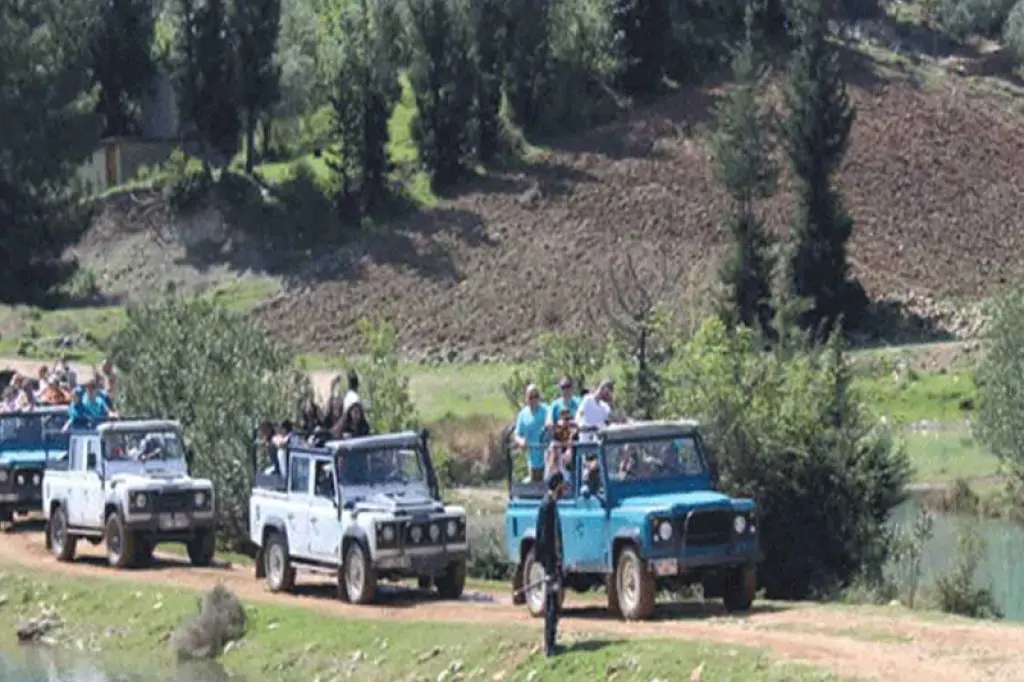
[410,525,423,544]
[0,469,7,483]
[194,491,206,509]
[657,520,673,542]
[130,492,149,512]
[429,523,441,542]
[446,519,458,539]
[32,474,40,486]
[381,524,396,544]
[733,515,747,534]
[16,474,25,487]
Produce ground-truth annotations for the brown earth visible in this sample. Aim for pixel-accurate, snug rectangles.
[3,525,1024,681]
[78,47,1024,359]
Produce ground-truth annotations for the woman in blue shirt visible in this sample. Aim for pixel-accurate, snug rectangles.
[546,377,581,432]
[514,384,549,483]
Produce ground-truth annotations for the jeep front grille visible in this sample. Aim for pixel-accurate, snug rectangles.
[155,491,190,513]
[681,509,733,547]
[14,469,42,489]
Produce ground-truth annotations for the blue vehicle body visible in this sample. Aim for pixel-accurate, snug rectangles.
[504,420,762,621]
[0,407,71,520]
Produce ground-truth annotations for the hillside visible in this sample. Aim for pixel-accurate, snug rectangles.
[74,45,1024,359]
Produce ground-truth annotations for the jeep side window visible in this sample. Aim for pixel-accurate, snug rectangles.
[313,459,335,499]
[289,455,311,495]
[69,438,84,471]
[85,438,101,471]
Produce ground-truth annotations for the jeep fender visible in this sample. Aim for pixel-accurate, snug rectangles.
[44,499,67,550]
[517,528,537,564]
[255,518,287,579]
[342,525,370,562]
[612,526,644,567]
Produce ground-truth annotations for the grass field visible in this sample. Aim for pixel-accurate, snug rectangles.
[0,565,844,682]
[903,428,1002,484]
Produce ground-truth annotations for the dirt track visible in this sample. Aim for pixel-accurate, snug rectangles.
[2,528,1024,681]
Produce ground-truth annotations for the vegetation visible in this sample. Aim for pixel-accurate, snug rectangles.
[0,566,844,681]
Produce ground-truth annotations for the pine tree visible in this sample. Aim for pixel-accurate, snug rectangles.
[233,0,281,173]
[469,0,507,163]
[407,0,476,191]
[327,0,400,217]
[782,0,859,337]
[91,0,157,136]
[711,18,777,337]
[503,0,552,131]
[611,0,670,96]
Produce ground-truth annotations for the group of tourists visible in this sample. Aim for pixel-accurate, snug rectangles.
[0,357,119,429]
[512,376,619,484]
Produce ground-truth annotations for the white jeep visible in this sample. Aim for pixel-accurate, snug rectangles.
[250,430,469,603]
[42,420,216,568]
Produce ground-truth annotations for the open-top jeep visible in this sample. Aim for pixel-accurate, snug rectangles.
[43,419,216,568]
[0,407,69,525]
[249,430,469,604]
[505,420,762,621]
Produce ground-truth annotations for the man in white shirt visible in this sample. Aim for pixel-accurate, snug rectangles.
[576,379,614,443]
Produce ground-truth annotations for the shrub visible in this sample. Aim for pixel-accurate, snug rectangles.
[933,526,1004,619]
[466,517,512,581]
[1004,0,1024,62]
[108,296,310,549]
[170,585,247,661]
[659,317,912,599]
[500,331,606,409]
[938,0,1017,38]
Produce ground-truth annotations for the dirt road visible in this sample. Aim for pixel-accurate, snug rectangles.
[1,529,1023,682]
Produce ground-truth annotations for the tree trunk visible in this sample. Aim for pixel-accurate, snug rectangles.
[245,109,257,174]
[261,116,272,159]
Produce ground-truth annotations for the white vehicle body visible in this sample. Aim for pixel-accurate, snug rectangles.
[250,430,469,603]
[42,420,217,568]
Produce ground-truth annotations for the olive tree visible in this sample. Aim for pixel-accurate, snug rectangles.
[108,295,309,549]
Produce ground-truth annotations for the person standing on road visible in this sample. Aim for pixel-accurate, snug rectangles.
[535,471,566,657]
[513,384,549,483]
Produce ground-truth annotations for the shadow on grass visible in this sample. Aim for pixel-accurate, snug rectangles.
[565,599,790,622]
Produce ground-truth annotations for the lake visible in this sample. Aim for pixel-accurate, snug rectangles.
[893,496,1024,621]
[0,647,233,682]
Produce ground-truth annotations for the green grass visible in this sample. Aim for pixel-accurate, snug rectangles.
[0,565,845,682]
[853,370,977,426]
[903,428,1002,484]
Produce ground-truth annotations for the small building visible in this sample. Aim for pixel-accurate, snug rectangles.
[77,136,181,195]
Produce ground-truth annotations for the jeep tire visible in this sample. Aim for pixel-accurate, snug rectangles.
[342,541,377,605]
[49,506,77,562]
[187,528,216,567]
[264,532,295,593]
[105,510,136,569]
[521,547,563,619]
[722,564,756,613]
[614,546,655,621]
[133,537,154,567]
[436,559,467,600]
[417,576,434,591]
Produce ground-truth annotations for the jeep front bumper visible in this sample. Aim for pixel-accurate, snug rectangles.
[648,543,763,577]
[0,470,45,513]
[123,510,216,541]
[375,543,470,576]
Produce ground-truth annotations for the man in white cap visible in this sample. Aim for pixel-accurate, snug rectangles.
[575,379,614,443]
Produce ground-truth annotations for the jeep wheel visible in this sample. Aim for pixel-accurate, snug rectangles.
[264,533,295,593]
[343,542,377,605]
[606,573,622,618]
[187,529,216,567]
[49,507,76,562]
[722,565,756,613]
[133,538,154,568]
[521,548,563,619]
[436,559,467,600]
[417,576,433,591]
[105,511,136,569]
[615,546,655,621]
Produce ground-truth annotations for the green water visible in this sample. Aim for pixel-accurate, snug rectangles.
[893,497,1024,621]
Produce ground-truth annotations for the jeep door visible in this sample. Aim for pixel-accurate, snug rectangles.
[558,444,610,573]
[308,457,341,563]
[71,436,104,528]
[285,453,314,559]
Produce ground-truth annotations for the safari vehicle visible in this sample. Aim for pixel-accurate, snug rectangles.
[0,407,70,525]
[42,419,216,569]
[249,430,469,604]
[504,420,762,621]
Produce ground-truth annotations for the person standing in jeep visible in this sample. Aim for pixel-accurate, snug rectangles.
[575,379,614,443]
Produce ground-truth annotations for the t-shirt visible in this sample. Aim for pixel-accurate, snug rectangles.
[515,404,549,470]
[548,396,581,424]
[575,395,610,443]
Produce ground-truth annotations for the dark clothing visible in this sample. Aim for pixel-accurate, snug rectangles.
[334,405,370,440]
[535,493,563,656]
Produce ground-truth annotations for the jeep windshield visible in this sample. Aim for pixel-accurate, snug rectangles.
[605,436,706,483]
[104,430,185,462]
[339,446,426,487]
[0,412,69,451]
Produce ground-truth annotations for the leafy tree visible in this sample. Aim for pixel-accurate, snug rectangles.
[233,0,281,172]
[469,0,507,162]
[939,0,1016,38]
[503,0,553,131]
[660,317,911,598]
[711,19,777,337]
[500,332,606,409]
[326,0,401,217]
[782,0,861,337]
[407,0,476,190]
[611,0,670,96]
[974,281,1024,482]
[0,0,104,303]
[108,296,309,548]
[1004,0,1024,64]
[91,0,158,136]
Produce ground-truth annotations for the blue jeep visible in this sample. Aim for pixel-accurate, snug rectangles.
[0,407,70,524]
[504,420,762,621]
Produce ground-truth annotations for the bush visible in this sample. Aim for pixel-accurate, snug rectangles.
[1005,0,1024,61]
[975,281,1024,484]
[108,296,310,549]
[466,516,512,581]
[933,526,1004,619]
[170,585,247,661]
[938,0,1017,38]
[500,331,606,409]
[659,317,912,599]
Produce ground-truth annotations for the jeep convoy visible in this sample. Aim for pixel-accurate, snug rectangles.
[42,419,216,568]
[249,430,470,604]
[504,420,762,621]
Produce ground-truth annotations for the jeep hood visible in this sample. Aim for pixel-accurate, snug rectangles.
[0,449,61,466]
[107,472,204,489]
[615,490,735,514]
[350,490,444,516]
